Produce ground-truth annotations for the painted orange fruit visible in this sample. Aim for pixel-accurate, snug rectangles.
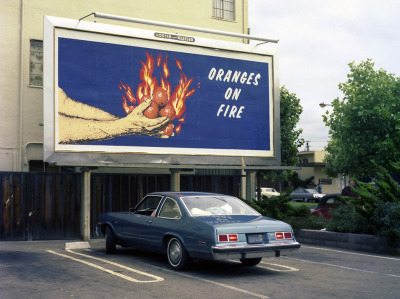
[159,104,176,120]
[152,87,168,107]
[144,102,159,119]
[162,123,174,136]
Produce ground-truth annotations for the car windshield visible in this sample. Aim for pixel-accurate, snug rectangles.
[181,195,260,216]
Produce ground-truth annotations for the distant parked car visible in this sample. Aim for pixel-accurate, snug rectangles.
[290,188,325,203]
[311,193,342,220]
[256,188,280,199]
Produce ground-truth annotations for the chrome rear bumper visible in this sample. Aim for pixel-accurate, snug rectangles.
[211,242,300,260]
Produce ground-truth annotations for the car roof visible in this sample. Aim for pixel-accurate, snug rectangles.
[321,193,340,199]
[147,191,230,198]
[317,193,341,206]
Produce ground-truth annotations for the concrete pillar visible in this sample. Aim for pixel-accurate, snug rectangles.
[256,171,261,201]
[170,169,180,191]
[81,169,91,241]
[241,169,246,199]
[245,170,256,201]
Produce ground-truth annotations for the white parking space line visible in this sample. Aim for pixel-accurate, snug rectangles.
[284,256,400,279]
[229,260,299,272]
[167,270,271,299]
[301,245,400,261]
[46,250,164,283]
[259,261,299,272]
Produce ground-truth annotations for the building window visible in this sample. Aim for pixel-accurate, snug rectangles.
[30,40,43,86]
[213,0,235,21]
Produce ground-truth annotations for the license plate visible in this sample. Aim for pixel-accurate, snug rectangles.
[247,234,263,244]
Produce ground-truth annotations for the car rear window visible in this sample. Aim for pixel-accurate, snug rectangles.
[181,195,260,216]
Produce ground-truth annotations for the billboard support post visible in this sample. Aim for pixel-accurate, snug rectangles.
[246,170,256,201]
[80,168,91,241]
[170,169,181,192]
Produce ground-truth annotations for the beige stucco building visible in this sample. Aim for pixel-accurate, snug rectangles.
[1,0,249,172]
[297,151,342,194]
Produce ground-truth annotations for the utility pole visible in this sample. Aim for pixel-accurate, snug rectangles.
[305,141,311,151]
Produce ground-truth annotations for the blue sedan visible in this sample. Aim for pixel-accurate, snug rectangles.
[96,191,300,270]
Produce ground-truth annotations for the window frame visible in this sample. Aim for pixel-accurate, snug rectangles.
[133,195,164,216]
[29,40,43,87]
[212,0,235,21]
[158,197,182,219]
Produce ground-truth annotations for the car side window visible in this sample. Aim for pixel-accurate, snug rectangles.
[159,197,181,219]
[326,198,335,205]
[134,195,163,216]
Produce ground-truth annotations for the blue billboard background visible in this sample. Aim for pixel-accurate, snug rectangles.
[58,37,270,151]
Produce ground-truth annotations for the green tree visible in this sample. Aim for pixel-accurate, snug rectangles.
[323,59,400,178]
[262,86,304,187]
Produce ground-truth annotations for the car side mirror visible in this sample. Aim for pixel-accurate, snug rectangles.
[129,207,136,213]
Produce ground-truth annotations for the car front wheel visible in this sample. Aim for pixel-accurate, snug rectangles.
[240,258,262,266]
[167,237,192,270]
[105,226,116,254]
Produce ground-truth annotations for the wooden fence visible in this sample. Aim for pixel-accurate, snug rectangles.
[1,172,241,241]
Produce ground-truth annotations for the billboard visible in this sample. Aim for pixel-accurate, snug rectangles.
[44,16,280,167]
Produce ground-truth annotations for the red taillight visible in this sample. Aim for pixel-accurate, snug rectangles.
[275,232,292,240]
[218,234,238,242]
[284,232,293,239]
[228,234,238,242]
[218,235,228,242]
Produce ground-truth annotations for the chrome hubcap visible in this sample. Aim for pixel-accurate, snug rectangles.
[169,240,182,265]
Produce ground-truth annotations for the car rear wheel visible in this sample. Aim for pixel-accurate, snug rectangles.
[240,258,262,266]
[105,226,116,254]
[167,237,191,270]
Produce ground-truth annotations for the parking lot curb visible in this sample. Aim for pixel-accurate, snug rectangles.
[64,241,91,250]
[296,229,400,254]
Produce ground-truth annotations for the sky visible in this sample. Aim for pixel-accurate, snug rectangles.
[248,0,400,151]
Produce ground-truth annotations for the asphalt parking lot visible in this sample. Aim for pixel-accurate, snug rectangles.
[1,239,399,299]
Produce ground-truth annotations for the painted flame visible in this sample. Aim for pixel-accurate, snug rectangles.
[157,53,162,67]
[120,52,199,134]
[170,72,197,119]
[119,82,136,113]
[137,52,157,102]
[175,123,182,134]
[163,55,170,78]
[175,58,182,71]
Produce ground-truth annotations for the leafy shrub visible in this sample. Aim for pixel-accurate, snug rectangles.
[326,204,372,234]
[283,214,328,233]
[326,162,400,248]
[243,192,295,219]
[371,202,400,249]
[242,192,327,233]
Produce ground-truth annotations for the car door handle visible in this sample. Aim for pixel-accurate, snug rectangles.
[147,220,152,225]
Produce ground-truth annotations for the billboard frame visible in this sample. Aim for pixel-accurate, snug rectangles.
[43,15,281,169]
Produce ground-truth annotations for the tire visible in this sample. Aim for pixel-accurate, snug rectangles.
[105,226,117,254]
[167,237,192,270]
[240,258,262,267]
